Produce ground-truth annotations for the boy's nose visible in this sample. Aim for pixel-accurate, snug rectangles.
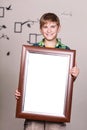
[47,28,51,32]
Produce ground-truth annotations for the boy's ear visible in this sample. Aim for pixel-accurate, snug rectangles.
[40,28,42,33]
[58,25,61,33]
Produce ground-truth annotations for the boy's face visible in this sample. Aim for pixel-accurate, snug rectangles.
[40,21,60,41]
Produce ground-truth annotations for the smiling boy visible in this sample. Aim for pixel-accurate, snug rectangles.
[15,13,79,130]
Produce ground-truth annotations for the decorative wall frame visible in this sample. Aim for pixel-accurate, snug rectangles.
[28,33,42,44]
[14,22,22,33]
[0,7,4,17]
[16,45,76,122]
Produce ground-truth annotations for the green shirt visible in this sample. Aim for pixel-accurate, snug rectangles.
[33,39,70,50]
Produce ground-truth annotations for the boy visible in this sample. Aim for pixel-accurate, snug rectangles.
[15,13,79,130]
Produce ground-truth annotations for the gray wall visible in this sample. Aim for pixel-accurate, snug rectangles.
[0,0,87,130]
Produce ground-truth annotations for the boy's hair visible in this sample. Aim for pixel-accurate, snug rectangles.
[40,12,60,29]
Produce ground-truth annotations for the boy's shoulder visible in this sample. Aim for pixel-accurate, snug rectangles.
[57,40,70,50]
[33,43,40,46]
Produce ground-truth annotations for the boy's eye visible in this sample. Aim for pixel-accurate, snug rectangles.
[51,25,56,28]
[43,26,48,28]
[51,25,58,28]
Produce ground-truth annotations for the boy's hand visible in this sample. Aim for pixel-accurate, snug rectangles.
[70,66,79,79]
[15,89,21,100]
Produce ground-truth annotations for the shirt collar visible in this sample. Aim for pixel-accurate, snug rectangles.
[38,38,60,48]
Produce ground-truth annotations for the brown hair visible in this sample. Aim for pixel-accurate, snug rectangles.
[40,13,60,29]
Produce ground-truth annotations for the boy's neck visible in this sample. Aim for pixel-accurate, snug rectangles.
[44,39,57,48]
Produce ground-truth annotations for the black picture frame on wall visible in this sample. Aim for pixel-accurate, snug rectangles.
[14,22,22,33]
[16,45,76,122]
[0,7,4,17]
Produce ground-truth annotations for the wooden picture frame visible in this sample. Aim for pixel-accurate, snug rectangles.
[16,45,76,122]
